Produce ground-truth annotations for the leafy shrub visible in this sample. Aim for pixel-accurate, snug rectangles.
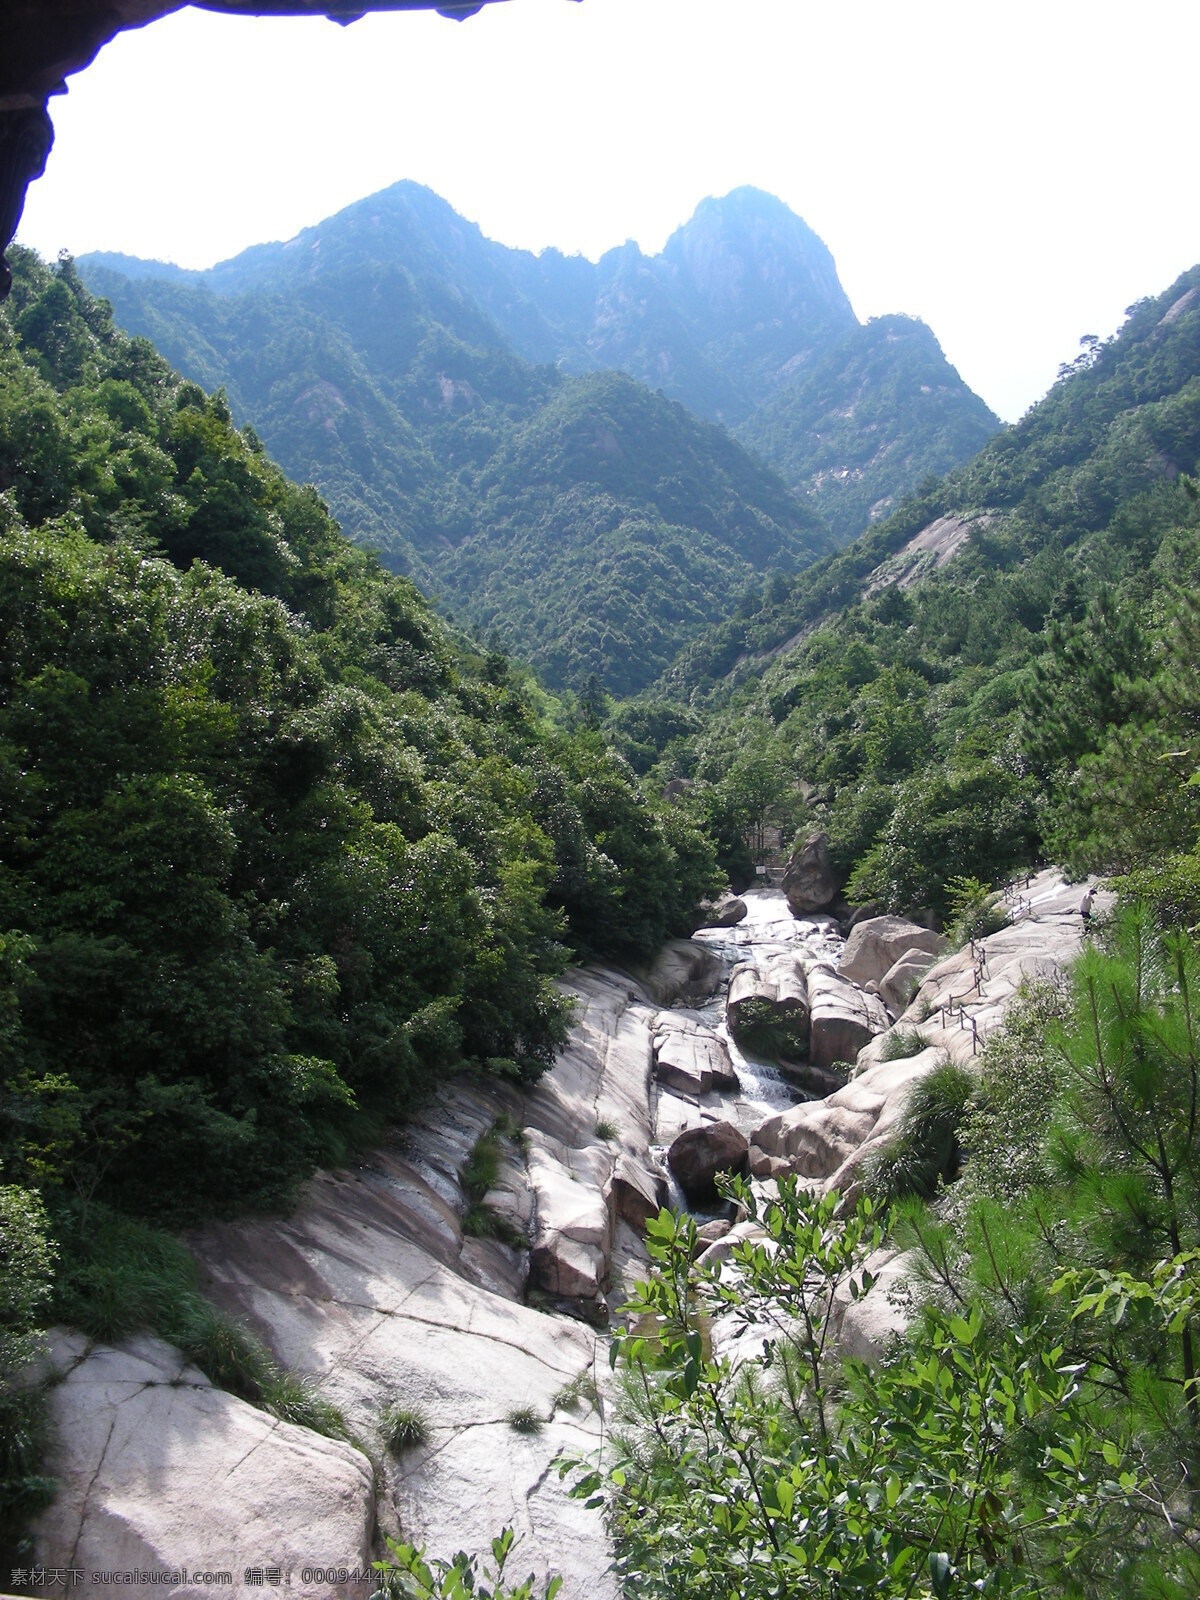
[572,1182,1151,1599]
[728,997,809,1061]
[0,1185,56,1562]
[957,978,1069,1205]
[462,1132,502,1202]
[374,1526,561,1600]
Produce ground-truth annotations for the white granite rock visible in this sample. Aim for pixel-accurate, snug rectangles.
[837,916,942,990]
[29,1332,374,1600]
[878,946,939,1016]
[836,1249,919,1364]
[806,963,890,1073]
[653,1014,738,1096]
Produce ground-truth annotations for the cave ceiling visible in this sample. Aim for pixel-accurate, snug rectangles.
[0,0,551,295]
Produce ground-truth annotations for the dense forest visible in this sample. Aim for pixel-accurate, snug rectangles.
[610,266,1200,917]
[737,312,1000,539]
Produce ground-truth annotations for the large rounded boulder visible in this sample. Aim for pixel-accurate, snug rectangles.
[783,831,840,916]
[667,1121,750,1205]
[837,915,942,990]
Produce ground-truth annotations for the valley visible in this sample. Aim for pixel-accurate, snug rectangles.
[24,877,1098,1596]
[3,165,1200,1600]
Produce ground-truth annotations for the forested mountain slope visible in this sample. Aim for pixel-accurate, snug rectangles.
[736,312,999,539]
[80,239,830,695]
[0,247,720,1230]
[79,185,996,681]
[622,267,1200,915]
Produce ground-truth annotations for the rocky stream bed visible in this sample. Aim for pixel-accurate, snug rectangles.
[24,869,1105,1600]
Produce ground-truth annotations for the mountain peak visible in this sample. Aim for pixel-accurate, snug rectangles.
[661,187,856,342]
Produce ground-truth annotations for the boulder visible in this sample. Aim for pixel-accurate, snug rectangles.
[750,1048,947,1192]
[783,831,839,915]
[696,1218,768,1272]
[667,1121,749,1204]
[879,946,939,1016]
[527,1133,611,1304]
[608,1154,669,1232]
[692,1218,732,1257]
[637,939,724,1006]
[697,892,748,928]
[837,916,942,990]
[653,1015,738,1096]
[727,954,810,1061]
[29,1332,375,1598]
[836,1249,917,1363]
[530,1234,608,1301]
[807,963,890,1072]
[839,899,886,934]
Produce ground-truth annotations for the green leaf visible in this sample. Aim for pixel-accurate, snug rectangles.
[928,1551,952,1597]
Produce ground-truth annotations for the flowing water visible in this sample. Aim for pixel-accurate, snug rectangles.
[654,885,848,1212]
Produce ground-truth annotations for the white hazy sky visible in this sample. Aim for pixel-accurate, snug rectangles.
[17,0,1200,422]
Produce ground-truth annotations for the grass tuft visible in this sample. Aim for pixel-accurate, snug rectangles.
[506,1404,543,1434]
[879,1028,930,1062]
[554,1370,602,1416]
[462,1203,528,1249]
[382,1402,429,1454]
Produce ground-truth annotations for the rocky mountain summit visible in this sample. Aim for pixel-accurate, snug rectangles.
[80,183,998,610]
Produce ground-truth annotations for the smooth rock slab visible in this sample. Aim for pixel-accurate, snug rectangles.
[636,939,723,1006]
[189,1002,634,1600]
[806,963,890,1074]
[857,869,1113,1073]
[29,1333,374,1600]
[653,1014,738,1096]
[527,1132,612,1305]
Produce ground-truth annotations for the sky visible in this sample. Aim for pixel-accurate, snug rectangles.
[16,0,1200,423]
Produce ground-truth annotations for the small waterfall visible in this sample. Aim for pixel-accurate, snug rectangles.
[653,886,848,1217]
[691,886,846,1130]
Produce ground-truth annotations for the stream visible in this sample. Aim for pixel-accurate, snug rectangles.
[651,885,849,1211]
